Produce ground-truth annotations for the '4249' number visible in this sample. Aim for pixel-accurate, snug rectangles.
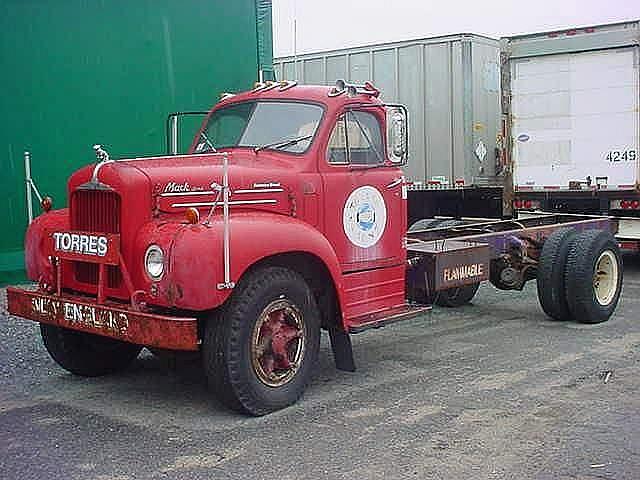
[606,149,637,162]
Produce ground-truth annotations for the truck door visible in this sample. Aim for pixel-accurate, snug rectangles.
[320,108,406,272]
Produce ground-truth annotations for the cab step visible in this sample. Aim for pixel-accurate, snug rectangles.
[348,304,431,334]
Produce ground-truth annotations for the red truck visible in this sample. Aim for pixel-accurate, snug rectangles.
[7,80,624,415]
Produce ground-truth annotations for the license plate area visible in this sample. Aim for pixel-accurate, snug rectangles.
[46,230,120,265]
[6,288,199,351]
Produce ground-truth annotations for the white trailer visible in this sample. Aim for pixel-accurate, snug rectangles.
[274,34,506,224]
[502,21,640,248]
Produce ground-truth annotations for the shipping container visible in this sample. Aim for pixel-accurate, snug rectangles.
[502,21,640,247]
[0,0,274,282]
[274,34,504,190]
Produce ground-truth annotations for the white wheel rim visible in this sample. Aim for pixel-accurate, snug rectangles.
[593,250,618,306]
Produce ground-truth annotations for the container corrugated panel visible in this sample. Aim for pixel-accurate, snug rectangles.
[0,0,273,279]
[274,34,503,188]
[502,21,640,191]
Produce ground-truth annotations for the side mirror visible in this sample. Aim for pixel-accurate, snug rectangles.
[386,106,408,165]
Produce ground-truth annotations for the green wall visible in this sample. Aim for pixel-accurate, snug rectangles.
[0,0,273,282]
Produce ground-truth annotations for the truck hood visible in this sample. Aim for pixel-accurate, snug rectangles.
[69,151,297,219]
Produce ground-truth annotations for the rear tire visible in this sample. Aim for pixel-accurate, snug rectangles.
[40,324,142,376]
[435,283,480,307]
[564,230,622,324]
[202,267,320,416]
[536,228,576,320]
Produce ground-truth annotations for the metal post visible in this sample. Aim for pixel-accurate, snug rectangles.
[24,151,33,223]
[170,114,179,155]
[218,153,234,289]
[293,0,298,81]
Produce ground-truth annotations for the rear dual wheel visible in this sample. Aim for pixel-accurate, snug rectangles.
[536,228,576,320]
[537,229,622,323]
[565,230,622,323]
[434,283,480,307]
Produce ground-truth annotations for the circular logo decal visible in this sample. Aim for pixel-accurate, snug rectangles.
[343,186,387,248]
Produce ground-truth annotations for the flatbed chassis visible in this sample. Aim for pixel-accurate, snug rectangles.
[7,214,616,349]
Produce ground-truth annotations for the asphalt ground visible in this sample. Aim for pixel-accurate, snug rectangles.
[1,255,639,480]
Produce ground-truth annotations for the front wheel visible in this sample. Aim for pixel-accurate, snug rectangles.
[40,324,142,376]
[202,267,320,416]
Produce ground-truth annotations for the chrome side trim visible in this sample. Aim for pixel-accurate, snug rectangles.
[160,188,283,197]
[172,199,277,208]
[159,190,218,197]
[234,188,284,194]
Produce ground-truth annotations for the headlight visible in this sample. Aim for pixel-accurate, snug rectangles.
[144,245,164,281]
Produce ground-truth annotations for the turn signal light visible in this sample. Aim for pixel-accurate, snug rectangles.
[41,196,52,212]
[185,207,200,224]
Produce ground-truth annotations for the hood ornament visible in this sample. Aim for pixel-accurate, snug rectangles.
[78,144,115,190]
[93,144,110,162]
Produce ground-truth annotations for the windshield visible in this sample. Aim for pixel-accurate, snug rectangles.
[194,101,324,154]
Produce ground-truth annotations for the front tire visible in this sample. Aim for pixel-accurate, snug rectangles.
[40,324,142,376]
[202,267,321,416]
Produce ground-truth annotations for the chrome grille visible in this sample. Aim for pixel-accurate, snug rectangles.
[71,189,122,287]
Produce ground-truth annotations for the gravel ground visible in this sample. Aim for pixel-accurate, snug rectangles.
[1,255,639,480]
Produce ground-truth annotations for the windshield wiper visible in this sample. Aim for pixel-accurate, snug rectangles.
[197,131,217,153]
[254,134,313,153]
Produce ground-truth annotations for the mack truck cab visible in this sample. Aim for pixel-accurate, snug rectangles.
[8,80,418,415]
[7,80,624,415]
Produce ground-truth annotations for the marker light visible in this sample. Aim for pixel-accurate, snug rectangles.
[41,196,52,212]
[185,207,200,225]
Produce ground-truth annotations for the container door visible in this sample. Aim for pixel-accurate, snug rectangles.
[511,47,639,189]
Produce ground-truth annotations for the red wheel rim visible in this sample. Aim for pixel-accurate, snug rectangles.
[250,299,305,387]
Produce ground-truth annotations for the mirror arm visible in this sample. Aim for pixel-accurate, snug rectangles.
[165,111,210,155]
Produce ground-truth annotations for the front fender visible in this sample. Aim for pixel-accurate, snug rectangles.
[24,209,69,283]
[148,212,345,315]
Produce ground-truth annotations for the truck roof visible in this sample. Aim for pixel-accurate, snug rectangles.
[215,83,383,108]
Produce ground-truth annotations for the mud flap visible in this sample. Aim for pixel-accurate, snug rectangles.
[329,328,356,372]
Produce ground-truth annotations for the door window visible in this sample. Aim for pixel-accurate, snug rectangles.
[327,111,384,166]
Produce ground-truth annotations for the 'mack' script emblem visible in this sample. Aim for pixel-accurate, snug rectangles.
[53,232,108,257]
[163,181,191,193]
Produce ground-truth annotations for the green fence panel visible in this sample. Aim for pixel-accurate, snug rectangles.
[0,0,273,283]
